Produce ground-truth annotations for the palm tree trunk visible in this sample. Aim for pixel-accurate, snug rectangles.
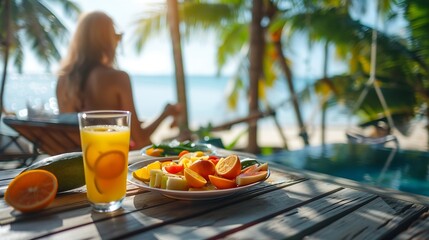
[167,0,190,135]
[0,0,11,120]
[425,105,429,150]
[321,41,329,145]
[247,0,264,153]
[273,41,309,146]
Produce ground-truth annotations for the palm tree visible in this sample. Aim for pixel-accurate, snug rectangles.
[0,0,11,119]
[134,0,197,139]
[0,0,80,119]
[265,1,310,146]
[166,0,190,137]
[247,0,264,153]
[130,0,244,144]
[133,1,312,152]
[397,0,429,145]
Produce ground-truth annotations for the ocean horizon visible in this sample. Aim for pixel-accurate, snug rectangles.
[3,73,352,131]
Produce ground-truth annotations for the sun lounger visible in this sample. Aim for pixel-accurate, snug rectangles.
[0,128,27,154]
[346,120,399,148]
[2,113,81,156]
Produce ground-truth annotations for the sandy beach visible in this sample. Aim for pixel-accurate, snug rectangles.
[150,119,429,152]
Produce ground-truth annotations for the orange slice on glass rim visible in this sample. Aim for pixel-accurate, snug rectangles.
[5,170,58,213]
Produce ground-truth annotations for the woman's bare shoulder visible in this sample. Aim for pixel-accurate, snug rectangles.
[91,66,130,83]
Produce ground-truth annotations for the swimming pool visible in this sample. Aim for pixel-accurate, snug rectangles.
[259,143,429,199]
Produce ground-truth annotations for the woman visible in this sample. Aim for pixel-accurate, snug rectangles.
[56,11,181,149]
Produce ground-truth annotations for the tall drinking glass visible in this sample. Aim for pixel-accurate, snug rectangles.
[78,110,131,213]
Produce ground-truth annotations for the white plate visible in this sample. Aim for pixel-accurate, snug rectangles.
[140,143,215,157]
[127,157,270,200]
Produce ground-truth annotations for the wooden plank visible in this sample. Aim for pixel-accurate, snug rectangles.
[122,180,343,239]
[20,186,265,238]
[0,190,174,240]
[306,197,428,239]
[34,179,301,239]
[0,169,303,239]
[203,188,376,240]
[0,182,140,225]
[394,211,429,240]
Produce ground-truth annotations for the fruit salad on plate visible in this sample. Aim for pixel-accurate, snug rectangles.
[132,151,269,191]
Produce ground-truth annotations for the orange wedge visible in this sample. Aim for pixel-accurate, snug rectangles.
[5,170,58,213]
[236,170,268,186]
[184,168,207,188]
[209,175,236,189]
[215,155,242,179]
[146,147,164,157]
[133,161,162,182]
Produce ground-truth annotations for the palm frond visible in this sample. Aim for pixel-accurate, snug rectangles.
[0,0,80,71]
[216,23,248,71]
[403,0,429,67]
[132,10,167,53]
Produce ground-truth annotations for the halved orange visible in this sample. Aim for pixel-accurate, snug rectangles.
[184,168,207,188]
[94,150,126,179]
[189,159,215,180]
[5,170,58,213]
[209,175,236,189]
[215,155,242,179]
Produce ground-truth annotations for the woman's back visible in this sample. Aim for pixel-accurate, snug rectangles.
[57,66,133,113]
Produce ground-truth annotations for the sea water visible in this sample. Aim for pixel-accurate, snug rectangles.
[3,73,351,130]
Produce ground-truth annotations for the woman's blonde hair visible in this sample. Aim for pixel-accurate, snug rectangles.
[58,11,119,101]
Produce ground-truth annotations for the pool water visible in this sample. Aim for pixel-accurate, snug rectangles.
[259,143,429,197]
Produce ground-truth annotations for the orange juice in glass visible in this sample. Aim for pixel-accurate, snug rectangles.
[78,110,130,213]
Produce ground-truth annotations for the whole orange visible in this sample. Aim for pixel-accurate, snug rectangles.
[189,159,216,180]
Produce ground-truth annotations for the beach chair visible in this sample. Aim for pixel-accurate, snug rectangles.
[0,128,27,154]
[346,120,399,147]
[2,113,81,156]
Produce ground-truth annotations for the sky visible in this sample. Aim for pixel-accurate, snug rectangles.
[22,0,238,76]
[19,0,345,78]
[21,0,397,78]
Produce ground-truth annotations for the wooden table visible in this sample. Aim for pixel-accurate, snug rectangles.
[0,159,428,239]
